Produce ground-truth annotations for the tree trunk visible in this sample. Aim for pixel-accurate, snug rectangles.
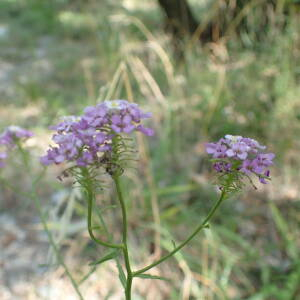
[158,0,216,44]
[157,0,292,55]
[158,0,198,36]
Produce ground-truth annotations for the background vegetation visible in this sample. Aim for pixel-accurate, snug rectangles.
[0,0,299,299]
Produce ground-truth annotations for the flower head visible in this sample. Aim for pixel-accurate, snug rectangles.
[40,100,153,173]
[0,126,33,168]
[206,135,275,189]
[0,126,33,147]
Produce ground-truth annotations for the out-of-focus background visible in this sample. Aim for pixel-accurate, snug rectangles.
[0,0,300,299]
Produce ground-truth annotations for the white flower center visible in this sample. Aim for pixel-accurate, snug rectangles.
[61,116,80,123]
[7,125,22,133]
[105,100,121,109]
[225,135,242,143]
[104,100,128,111]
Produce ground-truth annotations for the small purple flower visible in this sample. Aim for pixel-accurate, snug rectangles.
[76,151,94,167]
[136,125,154,136]
[83,104,108,127]
[94,132,107,145]
[240,137,266,152]
[205,143,227,158]
[40,147,65,165]
[240,159,253,174]
[128,104,152,122]
[240,159,263,174]
[50,116,79,133]
[259,170,271,184]
[226,142,249,160]
[213,162,232,173]
[256,153,275,167]
[111,114,135,134]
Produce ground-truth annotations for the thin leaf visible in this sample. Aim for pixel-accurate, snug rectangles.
[90,225,102,230]
[38,263,59,268]
[101,204,117,212]
[116,260,127,288]
[89,250,118,266]
[171,240,176,249]
[135,273,170,281]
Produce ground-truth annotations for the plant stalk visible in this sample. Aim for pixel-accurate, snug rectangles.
[133,190,226,276]
[113,175,133,300]
[82,167,123,249]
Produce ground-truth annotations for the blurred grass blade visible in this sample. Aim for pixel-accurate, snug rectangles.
[268,201,297,259]
[144,184,199,197]
[78,266,97,285]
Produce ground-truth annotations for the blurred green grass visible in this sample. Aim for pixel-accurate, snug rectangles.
[0,0,300,299]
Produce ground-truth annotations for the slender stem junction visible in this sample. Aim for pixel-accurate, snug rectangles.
[82,167,123,249]
[133,190,226,276]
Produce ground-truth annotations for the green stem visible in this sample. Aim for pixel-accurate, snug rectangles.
[113,175,133,300]
[133,190,226,276]
[82,167,123,249]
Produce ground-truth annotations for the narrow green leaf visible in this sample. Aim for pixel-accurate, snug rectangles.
[171,240,176,249]
[38,263,59,268]
[135,273,170,281]
[116,260,127,288]
[89,250,118,266]
[90,225,102,230]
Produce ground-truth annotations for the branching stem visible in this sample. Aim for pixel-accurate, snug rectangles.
[82,167,123,249]
[133,190,226,276]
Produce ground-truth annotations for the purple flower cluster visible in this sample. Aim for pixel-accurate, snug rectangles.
[41,100,154,167]
[0,126,33,146]
[0,126,33,168]
[206,135,275,184]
